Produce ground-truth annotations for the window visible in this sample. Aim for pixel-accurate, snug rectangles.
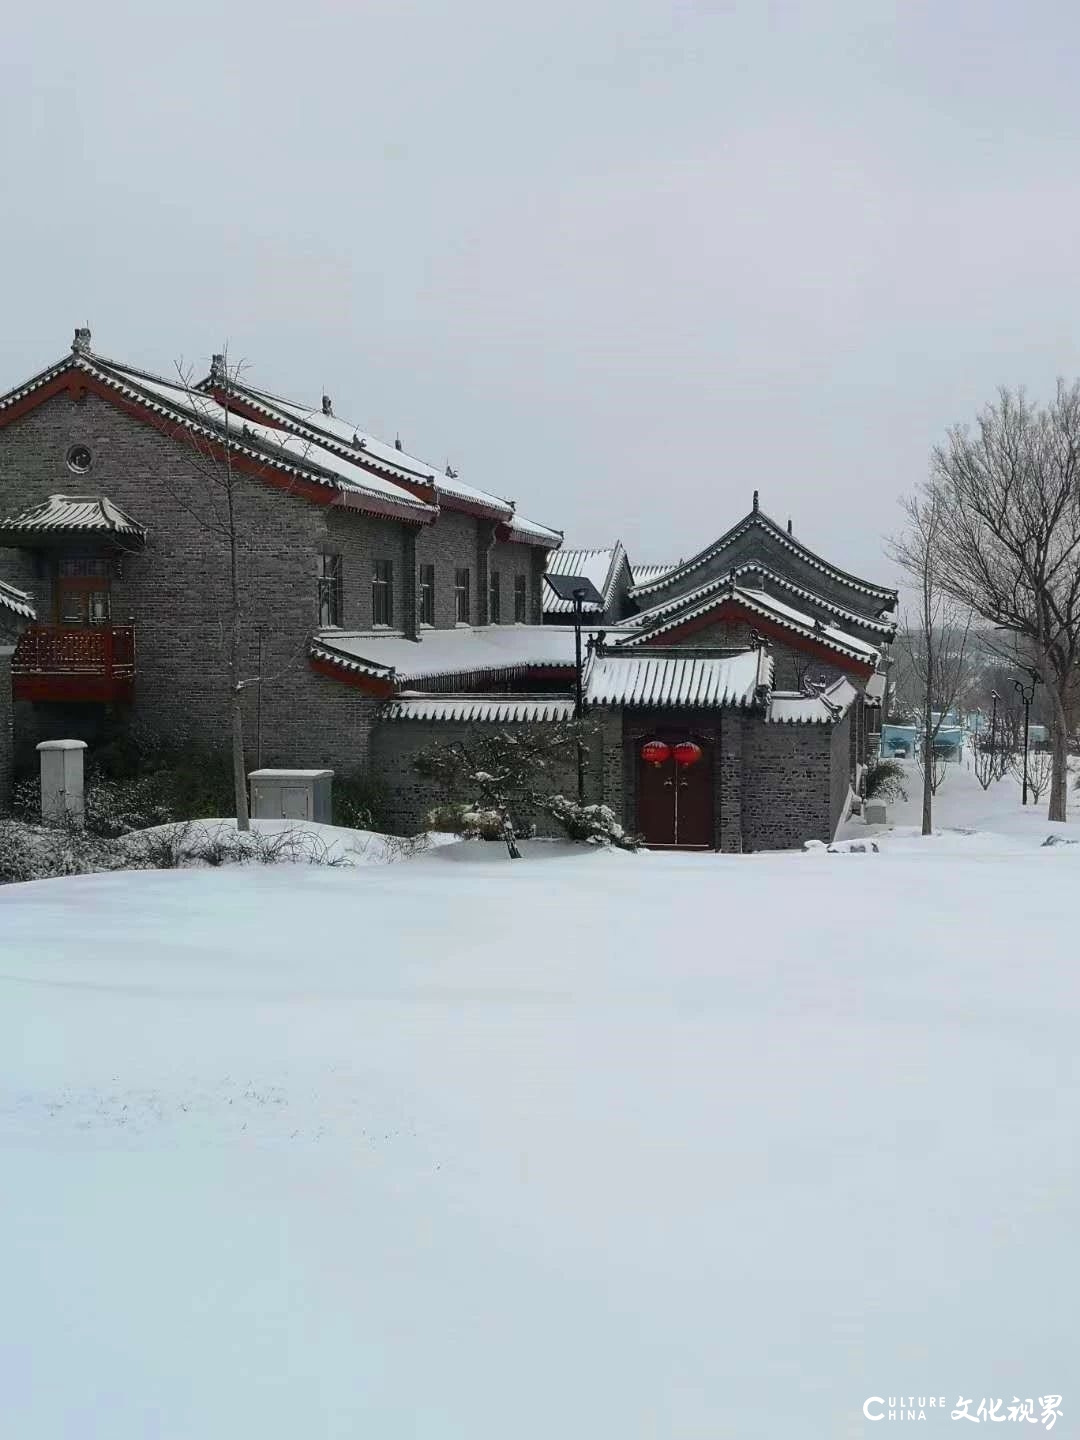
[454,567,471,624]
[372,559,394,626]
[66,444,92,474]
[514,573,528,623]
[317,553,342,627]
[488,570,501,624]
[419,563,435,626]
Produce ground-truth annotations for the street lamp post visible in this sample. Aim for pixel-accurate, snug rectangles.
[1014,673,1040,805]
[572,586,586,803]
[989,690,999,775]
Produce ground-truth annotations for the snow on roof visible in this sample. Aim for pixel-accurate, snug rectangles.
[864,672,886,704]
[584,648,772,709]
[544,546,620,614]
[0,494,146,539]
[215,381,559,532]
[382,694,575,723]
[313,625,597,684]
[628,509,897,606]
[627,563,897,641]
[0,577,35,620]
[502,512,563,546]
[621,580,880,667]
[95,365,434,516]
[767,677,858,724]
[630,562,677,588]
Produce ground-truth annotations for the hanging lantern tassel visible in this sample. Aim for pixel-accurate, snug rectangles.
[672,740,703,768]
[641,740,672,767]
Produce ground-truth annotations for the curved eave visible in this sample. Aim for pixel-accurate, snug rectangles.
[0,361,437,527]
[630,512,897,606]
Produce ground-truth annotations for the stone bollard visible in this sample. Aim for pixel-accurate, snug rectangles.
[37,739,87,825]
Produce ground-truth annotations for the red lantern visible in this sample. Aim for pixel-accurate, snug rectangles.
[672,740,703,768]
[641,740,672,767]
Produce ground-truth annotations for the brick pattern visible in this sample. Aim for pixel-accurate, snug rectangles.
[0,650,12,809]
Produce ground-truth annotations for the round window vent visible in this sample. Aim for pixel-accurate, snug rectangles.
[66,444,92,474]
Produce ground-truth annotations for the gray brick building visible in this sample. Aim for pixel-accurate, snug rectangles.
[0,332,895,850]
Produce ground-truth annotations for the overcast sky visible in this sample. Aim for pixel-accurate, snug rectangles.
[4,0,1080,588]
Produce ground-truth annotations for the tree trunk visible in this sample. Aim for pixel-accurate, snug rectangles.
[1048,685,1070,823]
[921,697,933,836]
[232,694,250,833]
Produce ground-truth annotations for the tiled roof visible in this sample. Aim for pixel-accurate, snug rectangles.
[619,581,881,667]
[628,508,897,606]
[0,348,437,525]
[767,677,858,724]
[630,562,677,588]
[0,577,35,620]
[501,512,564,547]
[627,563,897,641]
[199,376,561,543]
[312,625,597,685]
[382,694,575,723]
[544,544,625,614]
[0,494,145,539]
[583,648,772,709]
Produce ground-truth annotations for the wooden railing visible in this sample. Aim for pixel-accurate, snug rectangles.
[11,625,135,702]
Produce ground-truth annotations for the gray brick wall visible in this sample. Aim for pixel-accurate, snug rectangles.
[0,390,552,782]
[741,715,844,851]
[0,649,12,810]
[371,717,586,835]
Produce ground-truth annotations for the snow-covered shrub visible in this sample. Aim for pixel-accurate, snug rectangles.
[863,758,908,804]
[544,795,639,849]
[425,802,507,841]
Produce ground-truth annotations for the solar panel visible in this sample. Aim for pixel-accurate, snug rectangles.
[544,573,604,607]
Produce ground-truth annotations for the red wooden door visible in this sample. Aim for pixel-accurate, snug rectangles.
[636,734,713,848]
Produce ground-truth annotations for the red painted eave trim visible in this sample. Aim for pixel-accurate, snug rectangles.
[308,654,395,696]
[647,599,875,678]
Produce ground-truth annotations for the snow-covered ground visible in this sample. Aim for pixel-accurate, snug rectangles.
[2,773,1076,1437]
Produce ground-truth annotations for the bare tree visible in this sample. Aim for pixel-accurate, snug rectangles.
[1011,745,1053,803]
[919,383,1080,821]
[163,350,300,832]
[890,491,971,835]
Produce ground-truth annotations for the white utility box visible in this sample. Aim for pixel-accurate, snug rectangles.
[37,739,87,825]
[864,801,888,826]
[248,768,334,824]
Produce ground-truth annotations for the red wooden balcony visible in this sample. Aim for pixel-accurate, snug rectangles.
[11,625,135,703]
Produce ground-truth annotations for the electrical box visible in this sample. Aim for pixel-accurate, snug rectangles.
[248,769,334,825]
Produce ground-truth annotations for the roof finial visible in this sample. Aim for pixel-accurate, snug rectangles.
[209,353,226,385]
[71,327,92,355]
[787,516,793,535]
[321,394,333,416]
[752,489,759,512]
[445,461,459,479]
[395,434,403,452]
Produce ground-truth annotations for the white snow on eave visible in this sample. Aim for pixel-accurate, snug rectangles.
[89,363,434,515]
[314,626,595,682]
[767,676,859,724]
[383,694,575,723]
[0,578,35,620]
[583,649,769,709]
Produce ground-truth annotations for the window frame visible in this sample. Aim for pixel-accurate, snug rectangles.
[488,570,501,625]
[419,563,435,627]
[454,567,471,625]
[317,552,343,628]
[372,558,394,627]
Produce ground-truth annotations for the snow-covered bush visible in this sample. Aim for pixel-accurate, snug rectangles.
[544,795,639,849]
[425,802,508,841]
[863,758,908,804]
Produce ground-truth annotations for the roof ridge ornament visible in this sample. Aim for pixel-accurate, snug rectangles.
[752,489,759,512]
[209,353,227,385]
[321,394,332,416]
[71,327,92,355]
